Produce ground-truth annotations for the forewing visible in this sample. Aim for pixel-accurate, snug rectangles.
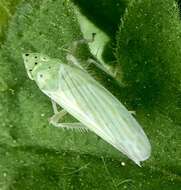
[45,64,151,165]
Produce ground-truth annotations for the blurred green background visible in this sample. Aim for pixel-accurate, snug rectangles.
[0,0,180,189]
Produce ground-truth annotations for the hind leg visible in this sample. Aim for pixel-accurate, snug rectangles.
[49,100,89,132]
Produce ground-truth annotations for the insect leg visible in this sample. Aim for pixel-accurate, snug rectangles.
[66,54,84,70]
[49,101,89,132]
[50,99,69,125]
[71,33,96,54]
[50,120,89,132]
[129,111,136,115]
[51,99,59,114]
[66,33,96,70]
[87,58,118,78]
[49,109,68,124]
[49,111,88,131]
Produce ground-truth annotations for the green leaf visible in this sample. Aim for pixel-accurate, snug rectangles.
[116,0,181,119]
[115,0,181,187]
[0,0,22,43]
[0,0,180,189]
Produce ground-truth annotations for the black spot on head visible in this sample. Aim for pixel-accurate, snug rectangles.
[92,32,96,37]
[35,62,38,65]
[29,69,32,72]
[35,56,37,58]
[25,53,29,56]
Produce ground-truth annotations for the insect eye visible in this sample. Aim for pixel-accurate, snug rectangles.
[29,69,32,72]
[35,62,38,65]
[25,53,29,56]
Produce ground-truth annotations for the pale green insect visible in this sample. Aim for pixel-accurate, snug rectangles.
[22,40,151,166]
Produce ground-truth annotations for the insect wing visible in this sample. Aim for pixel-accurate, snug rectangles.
[44,64,151,165]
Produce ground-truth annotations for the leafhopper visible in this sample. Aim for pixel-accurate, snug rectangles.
[22,37,151,166]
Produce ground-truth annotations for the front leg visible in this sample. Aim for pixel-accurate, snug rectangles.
[71,33,96,55]
[86,58,118,78]
[66,33,96,70]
